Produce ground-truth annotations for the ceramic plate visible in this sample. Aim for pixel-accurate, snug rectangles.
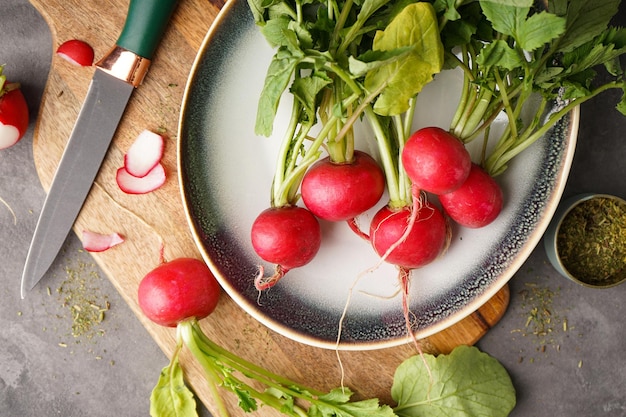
[178,0,579,350]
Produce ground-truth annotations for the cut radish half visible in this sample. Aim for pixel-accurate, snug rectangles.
[82,230,124,252]
[124,130,165,178]
[116,163,166,194]
[56,39,95,67]
[0,122,20,149]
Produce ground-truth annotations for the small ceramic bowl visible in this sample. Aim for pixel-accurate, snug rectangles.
[544,193,626,288]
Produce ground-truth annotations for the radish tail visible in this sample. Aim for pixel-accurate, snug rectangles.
[399,267,434,390]
[1,194,17,225]
[254,264,289,291]
[346,218,370,241]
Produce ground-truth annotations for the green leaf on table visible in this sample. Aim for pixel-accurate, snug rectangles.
[365,2,444,116]
[150,355,197,417]
[392,345,516,417]
[219,373,260,413]
[308,387,397,417]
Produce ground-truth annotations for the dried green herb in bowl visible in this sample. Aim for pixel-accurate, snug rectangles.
[544,194,626,288]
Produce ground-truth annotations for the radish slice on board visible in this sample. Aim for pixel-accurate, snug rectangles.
[116,163,166,194]
[56,39,95,67]
[82,230,124,252]
[124,130,165,178]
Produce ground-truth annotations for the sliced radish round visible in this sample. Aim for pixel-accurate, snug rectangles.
[116,163,166,194]
[56,39,95,67]
[82,230,124,252]
[0,122,20,149]
[124,130,165,178]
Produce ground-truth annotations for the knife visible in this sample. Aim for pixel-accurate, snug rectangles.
[21,0,179,298]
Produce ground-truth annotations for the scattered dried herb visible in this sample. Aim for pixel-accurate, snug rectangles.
[519,283,564,343]
[557,197,626,285]
[56,256,110,340]
[513,278,571,363]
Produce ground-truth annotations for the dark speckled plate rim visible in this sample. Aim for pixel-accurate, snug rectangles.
[177,0,580,351]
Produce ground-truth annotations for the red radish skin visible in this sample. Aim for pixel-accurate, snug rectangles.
[369,202,448,269]
[401,127,471,195]
[116,162,166,194]
[124,130,165,178]
[439,163,504,228]
[301,151,385,221]
[82,230,124,252]
[56,39,95,67]
[138,258,221,327]
[251,206,321,290]
[368,197,449,351]
[0,73,29,149]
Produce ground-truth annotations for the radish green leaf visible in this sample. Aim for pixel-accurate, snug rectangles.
[150,348,197,417]
[392,345,516,417]
[365,2,444,116]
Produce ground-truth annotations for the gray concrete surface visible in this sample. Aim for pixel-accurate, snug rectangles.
[1,1,625,416]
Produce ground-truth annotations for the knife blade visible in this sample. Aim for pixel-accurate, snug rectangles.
[21,0,179,298]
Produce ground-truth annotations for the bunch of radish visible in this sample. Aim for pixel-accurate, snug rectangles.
[247,0,509,347]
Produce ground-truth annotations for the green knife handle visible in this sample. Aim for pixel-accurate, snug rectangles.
[116,0,179,59]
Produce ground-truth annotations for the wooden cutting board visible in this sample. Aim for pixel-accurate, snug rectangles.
[29,0,510,414]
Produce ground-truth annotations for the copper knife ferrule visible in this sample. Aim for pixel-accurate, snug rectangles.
[95,46,151,87]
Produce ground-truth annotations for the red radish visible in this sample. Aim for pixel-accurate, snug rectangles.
[439,163,503,228]
[0,66,29,150]
[401,127,471,195]
[251,206,321,290]
[369,201,448,269]
[124,130,165,178]
[82,230,124,252]
[138,258,221,327]
[56,39,95,67]
[368,195,449,350]
[301,150,385,221]
[116,163,166,194]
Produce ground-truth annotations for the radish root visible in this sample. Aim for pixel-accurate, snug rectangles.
[254,264,289,291]
[346,217,370,241]
[1,194,17,225]
[334,267,372,391]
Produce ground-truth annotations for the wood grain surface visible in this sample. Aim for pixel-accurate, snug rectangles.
[28,0,510,414]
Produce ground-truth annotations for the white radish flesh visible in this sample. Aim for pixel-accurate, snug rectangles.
[116,163,166,194]
[0,122,20,149]
[124,130,165,178]
[82,230,124,252]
